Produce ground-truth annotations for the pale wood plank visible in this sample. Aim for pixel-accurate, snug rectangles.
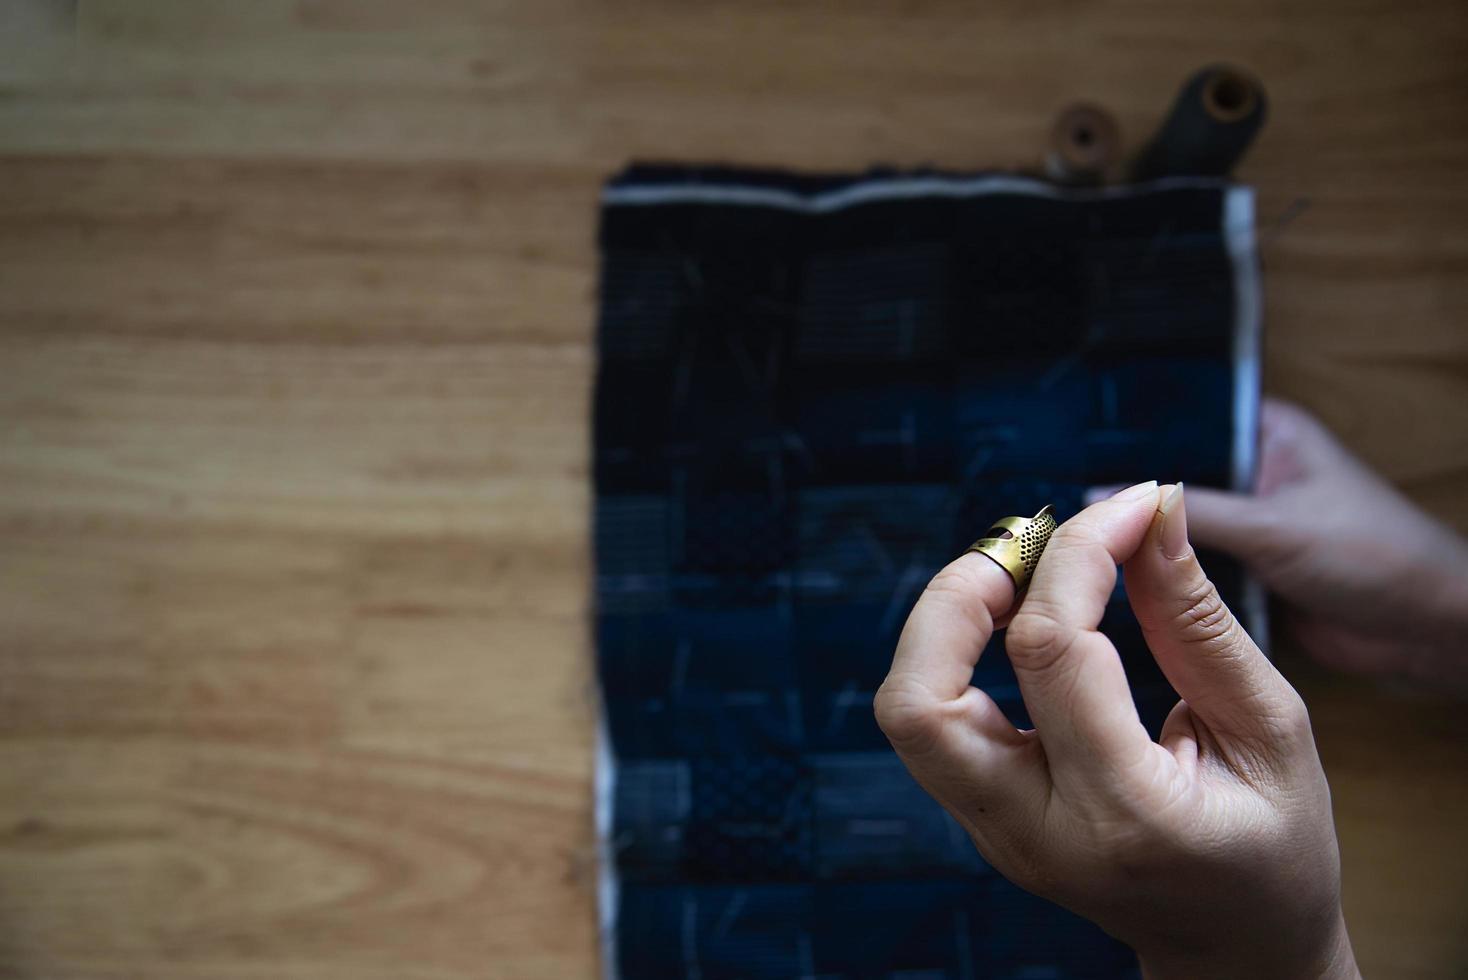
[0,2,1465,977]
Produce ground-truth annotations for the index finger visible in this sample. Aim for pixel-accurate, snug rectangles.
[889,551,1017,700]
[875,551,1018,757]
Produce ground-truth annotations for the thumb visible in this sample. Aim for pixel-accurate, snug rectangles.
[1123,485,1309,748]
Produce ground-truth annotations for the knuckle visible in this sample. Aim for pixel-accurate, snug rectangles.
[1049,521,1104,556]
[1227,687,1317,782]
[1166,581,1316,745]
[924,564,975,601]
[1274,688,1314,741]
[1172,580,1238,650]
[1005,606,1075,675]
[920,563,996,628]
[873,677,944,754]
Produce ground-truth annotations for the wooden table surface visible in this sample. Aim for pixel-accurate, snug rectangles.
[1,2,1465,977]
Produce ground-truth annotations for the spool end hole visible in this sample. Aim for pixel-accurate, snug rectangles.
[1204,70,1257,122]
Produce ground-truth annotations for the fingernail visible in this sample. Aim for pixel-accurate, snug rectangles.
[1159,483,1189,559]
[1112,480,1158,502]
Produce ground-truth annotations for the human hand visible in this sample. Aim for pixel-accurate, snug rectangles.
[1184,399,1468,686]
[875,483,1360,980]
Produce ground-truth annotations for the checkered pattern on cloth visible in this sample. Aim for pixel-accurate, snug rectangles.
[594,165,1261,980]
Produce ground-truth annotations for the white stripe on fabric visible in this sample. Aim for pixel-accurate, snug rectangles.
[602,174,1234,212]
[1223,184,1269,651]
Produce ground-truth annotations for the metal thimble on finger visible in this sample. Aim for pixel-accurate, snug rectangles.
[965,505,1059,590]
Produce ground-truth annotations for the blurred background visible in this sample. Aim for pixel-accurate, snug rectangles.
[0,1,1465,977]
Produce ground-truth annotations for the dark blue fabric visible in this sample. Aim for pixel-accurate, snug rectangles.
[594,166,1249,979]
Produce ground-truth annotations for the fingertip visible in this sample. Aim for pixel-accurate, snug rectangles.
[1055,479,1162,565]
[1081,479,1159,510]
[1157,482,1189,560]
[1127,484,1212,617]
[1111,479,1160,503]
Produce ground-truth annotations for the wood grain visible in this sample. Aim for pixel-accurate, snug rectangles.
[1,1,1465,977]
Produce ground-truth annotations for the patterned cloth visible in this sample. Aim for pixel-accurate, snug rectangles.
[594,165,1261,980]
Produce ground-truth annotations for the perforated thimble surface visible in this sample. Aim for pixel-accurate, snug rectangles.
[965,505,1058,589]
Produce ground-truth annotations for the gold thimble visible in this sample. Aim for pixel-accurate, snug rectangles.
[965,505,1058,590]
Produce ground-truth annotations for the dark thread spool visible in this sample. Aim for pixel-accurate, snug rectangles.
[1132,65,1268,180]
[1045,103,1121,185]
